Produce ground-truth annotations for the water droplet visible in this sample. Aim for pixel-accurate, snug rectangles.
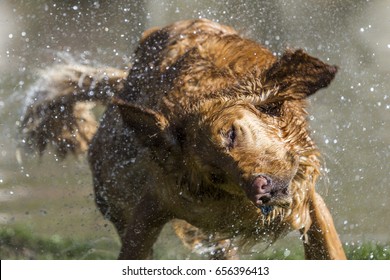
[354,175,360,181]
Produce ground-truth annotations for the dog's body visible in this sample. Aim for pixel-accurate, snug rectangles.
[21,19,346,259]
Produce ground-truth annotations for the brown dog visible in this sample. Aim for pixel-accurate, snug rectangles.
[20,19,346,259]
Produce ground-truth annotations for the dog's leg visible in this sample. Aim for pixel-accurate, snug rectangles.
[302,192,346,260]
[172,220,239,260]
[118,194,170,260]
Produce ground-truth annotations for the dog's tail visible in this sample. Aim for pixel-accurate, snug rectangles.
[19,64,127,158]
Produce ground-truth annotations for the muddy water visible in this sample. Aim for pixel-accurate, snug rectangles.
[0,1,389,259]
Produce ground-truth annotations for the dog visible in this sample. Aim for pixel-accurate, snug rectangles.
[20,19,346,259]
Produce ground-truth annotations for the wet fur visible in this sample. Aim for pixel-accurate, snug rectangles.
[20,19,345,259]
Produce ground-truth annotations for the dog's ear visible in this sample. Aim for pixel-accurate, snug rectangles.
[263,49,338,99]
[113,98,172,148]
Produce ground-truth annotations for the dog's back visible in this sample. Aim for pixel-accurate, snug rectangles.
[120,19,276,112]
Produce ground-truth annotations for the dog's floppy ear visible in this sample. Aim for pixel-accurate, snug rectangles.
[263,49,338,98]
[113,98,172,147]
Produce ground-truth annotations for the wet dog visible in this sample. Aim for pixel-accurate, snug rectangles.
[20,19,346,259]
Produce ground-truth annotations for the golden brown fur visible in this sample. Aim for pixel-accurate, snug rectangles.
[20,19,345,259]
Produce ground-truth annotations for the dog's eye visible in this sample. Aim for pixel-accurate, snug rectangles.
[226,126,236,149]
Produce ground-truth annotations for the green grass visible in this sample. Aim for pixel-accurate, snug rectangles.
[0,226,119,260]
[254,242,390,260]
[344,241,390,260]
[1,226,389,260]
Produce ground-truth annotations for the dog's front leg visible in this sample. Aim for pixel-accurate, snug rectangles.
[302,192,347,260]
[118,194,170,259]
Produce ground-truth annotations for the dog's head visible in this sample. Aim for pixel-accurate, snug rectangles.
[190,100,299,209]
[115,49,337,211]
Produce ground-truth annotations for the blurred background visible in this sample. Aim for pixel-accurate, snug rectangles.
[0,0,389,259]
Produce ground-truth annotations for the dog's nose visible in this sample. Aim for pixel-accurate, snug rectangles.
[252,176,272,194]
[244,175,272,206]
[245,175,290,207]
[252,175,272,205]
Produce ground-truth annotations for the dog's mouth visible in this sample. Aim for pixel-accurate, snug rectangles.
[256,194,292,210]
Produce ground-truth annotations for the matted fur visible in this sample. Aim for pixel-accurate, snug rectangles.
[20,19,345,259]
